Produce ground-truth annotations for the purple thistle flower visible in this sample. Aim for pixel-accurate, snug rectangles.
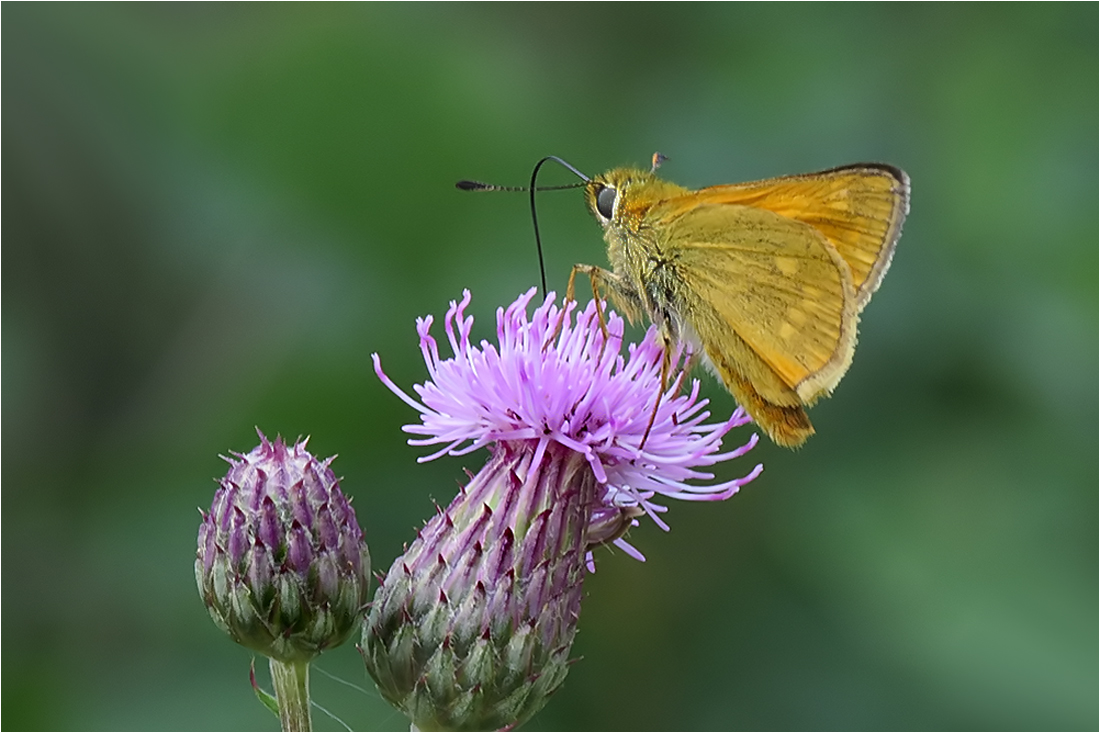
[375,287,761,563]
[362,289,760,730]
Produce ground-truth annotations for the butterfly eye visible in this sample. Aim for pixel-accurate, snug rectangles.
[596,186,617,219]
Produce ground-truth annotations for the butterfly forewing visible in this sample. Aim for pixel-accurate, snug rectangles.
[687,165,909,309]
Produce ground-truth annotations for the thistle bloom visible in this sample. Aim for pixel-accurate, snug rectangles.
[376,289,762,559]
[363,289,761,730]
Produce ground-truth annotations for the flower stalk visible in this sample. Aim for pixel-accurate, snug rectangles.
[269,658,312,732]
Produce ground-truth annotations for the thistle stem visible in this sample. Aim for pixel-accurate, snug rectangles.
[269,658,312,732]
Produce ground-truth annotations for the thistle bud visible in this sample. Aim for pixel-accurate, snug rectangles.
[362,440,591,731]
[196,431,370,664]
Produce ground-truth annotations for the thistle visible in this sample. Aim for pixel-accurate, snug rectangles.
[196,431,370,730]
[363,289,761,730]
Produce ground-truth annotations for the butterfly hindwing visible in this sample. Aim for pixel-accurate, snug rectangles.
[653,201,858,404]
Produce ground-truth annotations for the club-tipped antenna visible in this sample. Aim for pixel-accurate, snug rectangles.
[456,156,589,297]
[455,180,581,193]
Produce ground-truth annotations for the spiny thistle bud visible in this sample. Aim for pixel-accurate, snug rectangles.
[196,430,370,664]
[364,289,761,730]
[363,440,592,731]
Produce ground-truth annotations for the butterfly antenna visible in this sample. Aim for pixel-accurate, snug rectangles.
[528,157,589,296]
[456,156,589,297]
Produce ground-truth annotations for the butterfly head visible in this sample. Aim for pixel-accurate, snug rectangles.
[584,167,689,229]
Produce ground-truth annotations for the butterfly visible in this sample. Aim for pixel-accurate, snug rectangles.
[568,156,909,447]
[458,155,909,447]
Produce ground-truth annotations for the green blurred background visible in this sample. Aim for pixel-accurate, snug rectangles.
[3,4,1096,730]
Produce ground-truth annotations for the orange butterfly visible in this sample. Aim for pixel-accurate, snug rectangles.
[570,157,909,447]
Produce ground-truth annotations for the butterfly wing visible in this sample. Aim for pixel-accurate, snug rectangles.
[650,200,859,408]
[664,164,909,310]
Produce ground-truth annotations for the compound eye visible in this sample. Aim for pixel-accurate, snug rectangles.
[596,186,617,219]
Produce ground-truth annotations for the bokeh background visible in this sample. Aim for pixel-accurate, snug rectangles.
[3,4,1096,730]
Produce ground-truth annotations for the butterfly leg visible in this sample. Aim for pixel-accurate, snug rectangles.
[563,264,672,451]
[668,344,694,426]
[567,263,615,338]
[570,264,646,328]
[639,336,669,448]
[542,264,613,351]
[640,325,686,447]
[568,265,672,450]
[543,264,606,351]
[558,264,637,359]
